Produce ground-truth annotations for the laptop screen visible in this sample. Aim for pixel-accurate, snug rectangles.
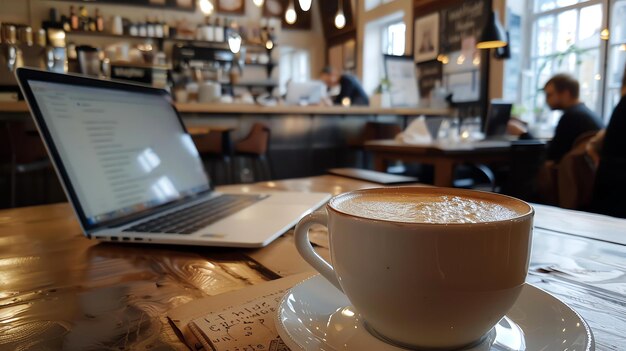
[28,80,210,226]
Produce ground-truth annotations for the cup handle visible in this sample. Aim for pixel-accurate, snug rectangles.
[294,210,343,292]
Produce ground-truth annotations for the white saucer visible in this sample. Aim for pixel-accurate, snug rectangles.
[275,275,594,351]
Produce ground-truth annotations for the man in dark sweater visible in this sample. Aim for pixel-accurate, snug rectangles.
[320,66,369,106]
[510,74,604,163]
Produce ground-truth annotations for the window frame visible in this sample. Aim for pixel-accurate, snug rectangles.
[520,0,611,120]
[381,20,407,56]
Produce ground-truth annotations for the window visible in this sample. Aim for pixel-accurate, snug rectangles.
[365,0,395,12]
[605,0,626,118]
[362,13,405,94]
[521,0,606,125]
[382,21,406,56]
[517,0,626,124]
[279,48,311,95]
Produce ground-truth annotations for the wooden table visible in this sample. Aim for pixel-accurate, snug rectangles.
[365,139,512,187]
[0,175,624,350]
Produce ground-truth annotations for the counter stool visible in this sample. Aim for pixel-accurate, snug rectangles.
[234,123,272,183]
[189,126,235,185]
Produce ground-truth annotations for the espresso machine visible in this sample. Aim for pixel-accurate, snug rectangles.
[44,27,68,74]
[0,23,66,100]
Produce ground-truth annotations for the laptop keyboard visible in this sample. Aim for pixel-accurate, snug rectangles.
[124,194,266,234]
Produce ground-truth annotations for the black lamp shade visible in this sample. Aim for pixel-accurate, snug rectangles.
[477,10,507,49]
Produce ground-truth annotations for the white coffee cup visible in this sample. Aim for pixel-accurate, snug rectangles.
[295,187,534,349]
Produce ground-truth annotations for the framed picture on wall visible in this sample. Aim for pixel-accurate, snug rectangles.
[172,0,194,9]
[217,0,245,14]
[384,55,420,107]
[414,13,439,63]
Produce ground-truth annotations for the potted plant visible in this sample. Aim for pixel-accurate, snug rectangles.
[370,78,391,108]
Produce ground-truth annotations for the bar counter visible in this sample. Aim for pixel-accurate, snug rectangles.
[0,101,451,116]
[1,101,451,180]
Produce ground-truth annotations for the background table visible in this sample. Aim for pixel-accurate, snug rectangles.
[0,175,624,350]
[364,140,512,187]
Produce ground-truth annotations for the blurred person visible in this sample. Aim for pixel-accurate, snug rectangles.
[320,66,369,106]
[509,74,604,163]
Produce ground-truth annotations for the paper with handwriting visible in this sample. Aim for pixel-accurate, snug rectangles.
[167,272,313,350]
[190,289,290,351]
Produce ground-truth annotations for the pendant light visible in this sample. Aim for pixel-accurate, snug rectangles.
[285,0,297,25]
[253,0,264,8]
[476,10,506,49]
[299,0,312,11]
[334,0,346,29]
[228,32,242,54]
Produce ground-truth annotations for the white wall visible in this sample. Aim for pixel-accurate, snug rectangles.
[0,0,325,81]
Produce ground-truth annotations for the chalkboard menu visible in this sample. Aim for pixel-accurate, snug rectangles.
[416,60,442,99]
[413,0,487,104]
[439,0,486,53]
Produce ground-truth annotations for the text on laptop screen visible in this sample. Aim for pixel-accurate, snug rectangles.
[29,80,210,225]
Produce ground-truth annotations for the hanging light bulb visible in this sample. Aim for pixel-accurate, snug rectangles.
[228,32,242,54]
[285,0,297,25]
[600,28,610,41]
[299,0,312,11]
[334,0,346,29]
[253,0,264,7]
[198,0,214,16]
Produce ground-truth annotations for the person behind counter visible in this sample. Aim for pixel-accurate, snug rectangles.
[319,66,369,106]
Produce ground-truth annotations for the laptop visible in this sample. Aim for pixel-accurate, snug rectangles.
[285,81,326,105]
[483,101,513,140]
[16,68,330,248]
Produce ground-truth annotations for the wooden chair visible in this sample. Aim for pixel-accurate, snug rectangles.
[234,123,272,183]
[555,131,599,210]
[191,128,235,185]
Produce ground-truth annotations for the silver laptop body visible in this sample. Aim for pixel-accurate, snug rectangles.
[16,68,330,248]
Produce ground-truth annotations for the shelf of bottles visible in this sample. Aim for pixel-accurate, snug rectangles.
[52,5,269,51]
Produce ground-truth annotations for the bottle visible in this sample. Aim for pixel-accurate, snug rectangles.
[88,16,96,32]
[214,17,224,42]
[79,6,89,31]
[205,17,214,42]
[70,6,79,31]
[95,8,104,32]
[162,20,169,38]
[147,17,155,37]
[36,28,47,47]
[138,22,147,37]
[49,7,59,24]
[61,15,71,32]
[155,17,164,38]
[223,18,231,41]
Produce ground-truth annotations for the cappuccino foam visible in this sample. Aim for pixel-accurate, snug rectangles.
[332,193,520,224]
